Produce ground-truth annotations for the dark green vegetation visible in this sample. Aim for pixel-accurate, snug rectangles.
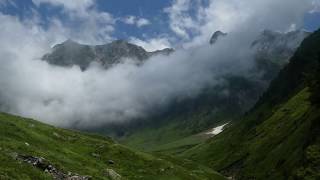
[121,120,210,154]
[0,113,225,180]
[182,29,320,179]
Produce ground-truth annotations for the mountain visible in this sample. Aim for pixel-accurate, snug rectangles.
[42,39,174,70]
[252,29,311,80]
[181,29,320,179]
[0,112,226,180]
[118,30,310,153]
[209,31,227,45]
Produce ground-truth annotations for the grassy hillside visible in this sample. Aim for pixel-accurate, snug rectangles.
[181,29,320,179]
[183,88,319,179]
[121,120,209,154]
[0,113,225,180]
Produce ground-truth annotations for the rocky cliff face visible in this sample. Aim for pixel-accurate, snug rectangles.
[252,30,310,80]
[209,29,310,80]
[42,39,174,70]
[252,30,309,62]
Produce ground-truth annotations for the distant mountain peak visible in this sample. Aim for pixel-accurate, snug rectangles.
[251,29,310,53]
[111,39,127,44]
[251,29,311,80]
[254,29,309,44]
[107,39,145,51]
[43,39,174,70]
[147,48,174,57]
[59,39,83,47]
[64,39,78,44]
[209,30,227,44]
[52,39,82,50]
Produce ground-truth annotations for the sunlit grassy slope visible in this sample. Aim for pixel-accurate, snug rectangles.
[182,88,320,179]
[0,113,225,180]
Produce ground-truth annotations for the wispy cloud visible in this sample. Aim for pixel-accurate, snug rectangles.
[32,0,94,12]
[136,18,150,27]
[310,0,320,13]
[164,0,197,39]
[129,36,171,51]
[165,0,313,47]
[121,15,151,27]
[32,0,115,44]
[0,0,16,7]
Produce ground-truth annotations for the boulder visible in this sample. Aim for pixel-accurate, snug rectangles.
[108,160,115,165]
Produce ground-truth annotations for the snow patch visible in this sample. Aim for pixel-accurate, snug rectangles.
[206,123,229,135]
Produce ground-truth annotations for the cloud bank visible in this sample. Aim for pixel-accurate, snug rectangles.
[0,0,316,128]
[165,0,312,47]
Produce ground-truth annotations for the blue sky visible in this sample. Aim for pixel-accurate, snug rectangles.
[100,0,172,39]
[0,0,173,41]
[304,12,320,31]
[0,0,319,50]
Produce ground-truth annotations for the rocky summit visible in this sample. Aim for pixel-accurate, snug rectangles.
[209,31,227,45]
[42,39,174,70]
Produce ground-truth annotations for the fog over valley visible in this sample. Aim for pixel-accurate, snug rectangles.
[0,0,315,128]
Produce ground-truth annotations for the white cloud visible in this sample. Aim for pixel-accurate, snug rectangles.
[0,11,255,128]
[123,15,136,25]
[165,0,314,47]
[32,0,94,11]
[32,0,115,44]
[286,24,297,32]
[136,18,150,27]
[129,37,172,51]
[164,0,197,39]
[310,0,320,13]
[121,15,151,28]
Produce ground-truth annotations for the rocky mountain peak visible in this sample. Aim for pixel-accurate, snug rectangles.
[52,39,82,50]
[209,30,227,44]
[43,39,173,70]
[63,39,78,45]
[251,29,310,80]
[252,29,309,47]
[149,48,174,56]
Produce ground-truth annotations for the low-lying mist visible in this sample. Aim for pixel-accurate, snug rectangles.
[0,0,315,128]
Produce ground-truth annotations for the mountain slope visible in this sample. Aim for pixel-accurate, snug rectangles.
[119,30,310,154]
[181,29,320,179]
[0,113,225,180]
